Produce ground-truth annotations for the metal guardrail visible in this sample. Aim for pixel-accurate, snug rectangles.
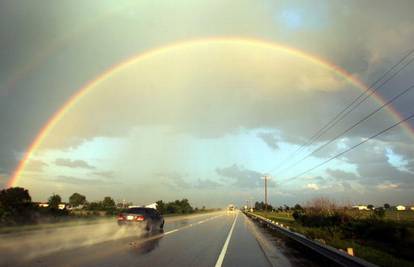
[244,212,378,267]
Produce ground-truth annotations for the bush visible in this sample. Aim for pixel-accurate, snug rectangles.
[293,211,350,228]
[341,219,409,244]
[373,207,385,219]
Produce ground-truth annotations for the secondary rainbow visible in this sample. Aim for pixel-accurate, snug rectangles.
[7,37,414,187]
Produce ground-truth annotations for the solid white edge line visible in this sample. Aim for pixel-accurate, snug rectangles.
[214,212,239,267]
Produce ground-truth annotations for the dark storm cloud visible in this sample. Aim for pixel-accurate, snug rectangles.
[0,172,8,188]
[55,158,95,170]
[389,141,414,161]
[326,168,359,181]
[340,141,413,187]
[216,164,275,188]
[257,132,279,150]
[0,1,156,175]
[0,0,414,208]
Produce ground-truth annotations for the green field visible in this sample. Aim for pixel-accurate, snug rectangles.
[254,210,414,267]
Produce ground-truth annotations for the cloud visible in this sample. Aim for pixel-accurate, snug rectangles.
[154,172,192,190]
[326,168,359,181]
[54,158,95,170]
[377,182,400,190]
[194,178,222,189]
[305,183,319,190]
[54,175,118,185]
[24,159,48,172]
[0,173,8,188]
[34,40,393,151]
[216,164,273,188]
[1,1,414,206]
[91,171,115,179]
[339,140,414,188]
[257,132,279,150]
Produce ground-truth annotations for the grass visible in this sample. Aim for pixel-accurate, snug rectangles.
[342,210,414,222]
[255,211,295,225]
[254,210,414,267]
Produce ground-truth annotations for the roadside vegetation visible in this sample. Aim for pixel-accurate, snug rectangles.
[253,198,414,267]
[0,187,215,231]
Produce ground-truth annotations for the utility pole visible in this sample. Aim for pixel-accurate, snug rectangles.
[261,175,271,212]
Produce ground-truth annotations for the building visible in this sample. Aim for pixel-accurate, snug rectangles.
[352,205,369,211]
[36,202,67,210]
[396,205,406,211]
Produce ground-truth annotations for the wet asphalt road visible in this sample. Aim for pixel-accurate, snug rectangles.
[0,211,312,267]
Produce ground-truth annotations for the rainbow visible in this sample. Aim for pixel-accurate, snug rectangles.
[7,37,414,187]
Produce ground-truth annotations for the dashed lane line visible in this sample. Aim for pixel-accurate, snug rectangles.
[214,211,239,267]
[129,213,224,247]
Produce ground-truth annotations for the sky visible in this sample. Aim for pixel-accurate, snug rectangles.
[1,0,414,208]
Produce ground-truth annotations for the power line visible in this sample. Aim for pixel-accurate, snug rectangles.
[275,82,414,176]
[305,56,414,148]
[282,112,414,183]
[266,49,414,174]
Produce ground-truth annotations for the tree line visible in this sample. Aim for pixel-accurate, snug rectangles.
[254,201,304,212]
[155,199,199,214]
[0,187,121,224]
[0,187,207,225]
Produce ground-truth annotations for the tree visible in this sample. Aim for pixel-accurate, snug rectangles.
[69,193,86,207]
[178,199,193,214]
[293,204,304,211]
[384,203,391,209]
[0,187,32,213]
[87,201,102,211]
[306,197,337,214]
[48,194,62,210]
[156,200,166,214]
[102,197,115,210]
[367,204,374,210]
[160,199,194,214]
[374,207,385,219]
[255,201,264,210]
[0,187,34,223]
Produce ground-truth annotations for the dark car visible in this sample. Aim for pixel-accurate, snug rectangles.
[117,207,164,231]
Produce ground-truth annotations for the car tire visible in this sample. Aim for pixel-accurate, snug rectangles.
[160,220,164,229]
[146,223,153,232]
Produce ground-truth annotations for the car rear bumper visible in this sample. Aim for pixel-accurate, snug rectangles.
[117,220,146,226]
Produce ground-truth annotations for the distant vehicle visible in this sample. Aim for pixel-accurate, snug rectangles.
[117,207,164,231]
[227,204,235,213]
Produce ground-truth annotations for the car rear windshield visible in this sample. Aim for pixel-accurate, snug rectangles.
[127,208,147,214]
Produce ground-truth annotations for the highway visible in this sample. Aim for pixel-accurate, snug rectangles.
[0,211,319,267]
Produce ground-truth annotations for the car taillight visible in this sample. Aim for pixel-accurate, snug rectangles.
[117,214,125,220]
[135,215,144,221]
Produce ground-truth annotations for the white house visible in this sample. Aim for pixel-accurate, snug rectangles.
[396,205,406,211]
[37,202,67,210]
[352,205,369,211]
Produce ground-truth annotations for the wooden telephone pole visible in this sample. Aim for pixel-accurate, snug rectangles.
[262,175,271,212]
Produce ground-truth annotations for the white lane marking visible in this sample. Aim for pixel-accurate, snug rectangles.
[164,229,179,235]
[215,212,239,267]
[130,214,224,246]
